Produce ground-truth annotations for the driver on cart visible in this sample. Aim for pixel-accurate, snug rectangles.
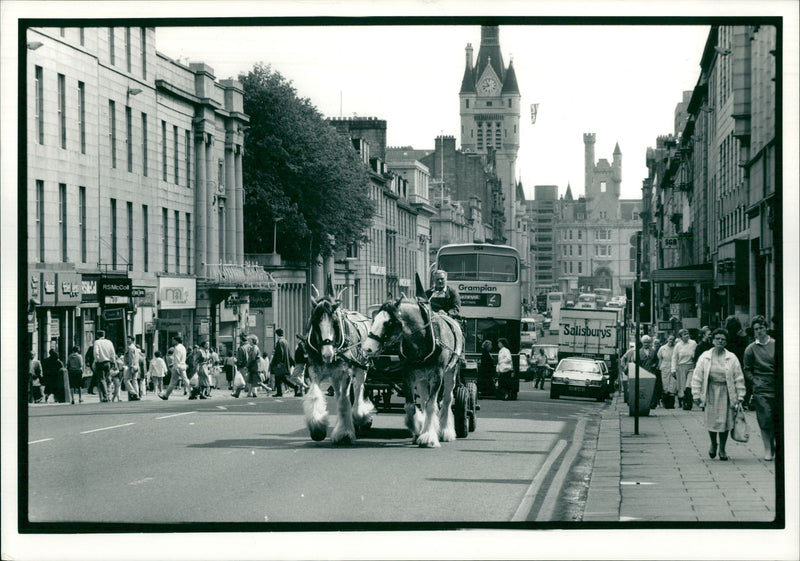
[425,270,461,318]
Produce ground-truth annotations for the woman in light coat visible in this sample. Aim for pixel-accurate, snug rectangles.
[691,328,746,461]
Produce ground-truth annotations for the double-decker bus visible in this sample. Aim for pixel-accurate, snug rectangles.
[436,243,521,398]
[576,292,598,309]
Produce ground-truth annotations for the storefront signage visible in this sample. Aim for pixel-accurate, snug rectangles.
[370,265,386,276]
[103,308,124,321]
[159,277,196,309]
[131,288,146,298]
[81,274,100,303]
[100,277,132,305]
[30,274,40,303]
[40,272,56,306]
[55,272,82,306]
[198,320,209,336]
[249,291,271,308]
[145,321,155,333]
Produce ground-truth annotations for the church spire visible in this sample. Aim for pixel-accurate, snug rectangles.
[460,43,476,93]
[475,25,505,83]
[501,59,520,94]
[565,183,574,201]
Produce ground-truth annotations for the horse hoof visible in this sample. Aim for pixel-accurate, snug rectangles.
[309,426,328,442]
[332,435,353,446]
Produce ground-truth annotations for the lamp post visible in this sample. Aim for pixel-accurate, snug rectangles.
[634,231,642,435]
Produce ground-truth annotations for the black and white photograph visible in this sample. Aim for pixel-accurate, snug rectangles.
[2,1,798,560]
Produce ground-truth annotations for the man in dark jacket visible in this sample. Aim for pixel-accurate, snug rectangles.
[425,270,461,317]
[271,328,299,397]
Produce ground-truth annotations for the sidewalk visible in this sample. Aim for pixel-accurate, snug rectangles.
[583,391,777,522]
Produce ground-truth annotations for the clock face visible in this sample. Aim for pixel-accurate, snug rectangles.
[479,77,498,94]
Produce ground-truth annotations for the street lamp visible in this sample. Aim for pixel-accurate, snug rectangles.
[126,87,142,102]
[272,216,283,254]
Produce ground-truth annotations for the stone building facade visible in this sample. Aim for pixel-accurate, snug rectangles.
[25,25,273,363]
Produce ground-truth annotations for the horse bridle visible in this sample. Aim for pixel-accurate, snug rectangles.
[367,299,438,363]
[306,300,345,355]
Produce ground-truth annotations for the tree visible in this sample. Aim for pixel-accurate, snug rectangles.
[239,63,374,262]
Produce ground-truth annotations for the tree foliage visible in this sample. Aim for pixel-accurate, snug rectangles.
[240,63,374,262]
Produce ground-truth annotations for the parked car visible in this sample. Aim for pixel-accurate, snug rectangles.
[549,357,610,402]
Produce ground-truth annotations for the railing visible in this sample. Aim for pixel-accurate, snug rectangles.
[202,263,278,289]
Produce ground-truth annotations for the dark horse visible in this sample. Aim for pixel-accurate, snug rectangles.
[361,276,464,447]
[302,277,374,444]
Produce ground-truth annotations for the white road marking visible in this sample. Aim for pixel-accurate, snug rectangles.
[511,439,567,521]
[155,411,195,420]
[536,417,587,522]
[129,477,154,486]
[28,438,54,444]
[216,406,227,410]
[80,422,135,434]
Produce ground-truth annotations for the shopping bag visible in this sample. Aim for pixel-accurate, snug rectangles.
[233,370,247,390]
[731,403,750,442]
[189,373,199,388]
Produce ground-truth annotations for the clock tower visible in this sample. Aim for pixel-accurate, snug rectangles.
[459,25,521,246]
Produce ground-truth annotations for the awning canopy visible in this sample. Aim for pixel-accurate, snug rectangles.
[649,263,713,283]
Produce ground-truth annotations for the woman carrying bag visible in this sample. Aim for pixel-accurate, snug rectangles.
[691,328,746,461]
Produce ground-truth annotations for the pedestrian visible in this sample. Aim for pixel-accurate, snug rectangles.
[258,349,274,393]
[123,336,140,401]
[223,348,235,390]
[694,326,713,362]
[29,351,43,403]
[290,340,309,397]
[92,330,116,403]
[232,332,250,398]
[657,335,677,408]
[671,328,697,408]
[724,316,750,408]
[85,344,97,395]
[496,337,513,383]
[159,335,191,400]
[532,347,548,389]
[108,356,124,402]
[743,315,777,461]
[193,339,213,399]
[271,328,298,397]
[137,344,147,397]
[41,349,63,404]
[246,335,263,398]
[148,350,167,396]
[478,339,495,390]
[66,345,84,404]
[691,328,746,461]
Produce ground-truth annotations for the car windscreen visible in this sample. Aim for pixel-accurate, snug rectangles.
[557,360,599,373]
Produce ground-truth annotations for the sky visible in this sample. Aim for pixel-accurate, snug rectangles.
[156,23,710,201]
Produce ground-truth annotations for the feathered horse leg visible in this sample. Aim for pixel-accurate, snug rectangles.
[416,370,441,448]
[351,366,375,431]
[330,369,356,445]
[438,360,457,442]
[303,365,329,442]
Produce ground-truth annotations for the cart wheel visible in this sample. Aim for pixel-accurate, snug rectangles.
[467,382,478,432]
[454,385,469,438]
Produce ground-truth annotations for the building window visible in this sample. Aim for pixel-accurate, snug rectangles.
[486,101,492,107]
[173,125,179,184]
[185,130,191,187]
[109,27,115,65]
[36,180,44,261]
[141,28,146,79]
[141,113,148,175]
[126,106,133,172]
[578,245,582,256]
[57,73,66,149]
[578,262,582,274]
[35,66,44,145]
[174,210,181,273]
[578,230,582,240]
[162,207,168,273]
[142,204,149,272]
[600,181,607,193]
[633,211,639,221]
[465,99,470,108]
[186,212,192,273]
[508,99,512,108]
[78,81,85,154]
[125,27,131,73]
[59,183,67,262]
[569,230,573,240]
[599,211,607,219]
[569,262,573,274]
[353,279,360,311]
[125,201,133,268]
[111,198,117,269]
[161,120,167,181]
[79,186,86,263]
[109,100,116,168]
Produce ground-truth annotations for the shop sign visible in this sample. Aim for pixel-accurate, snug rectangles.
[370,265,386,276]
[99,277,131,304]
[29,273,40,303]
[248,314,257,327]
[198,320,209,336]
[81,274,100,303]
[103,307,124,321]
[669,304,681,318]
[399,278,411,287]
[249,291,272,308]
[145,322,155,333]
[50,317,60,339]
[55,272,82,306]
[132,287,156,307]
[131,288,146,298]
[40,272,56,306]
[159,277,196,309]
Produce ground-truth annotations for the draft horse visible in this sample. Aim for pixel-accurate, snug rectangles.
[302,277,375,444]
[361,276,464,448]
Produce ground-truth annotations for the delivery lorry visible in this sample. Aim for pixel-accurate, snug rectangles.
[558,308,622,376]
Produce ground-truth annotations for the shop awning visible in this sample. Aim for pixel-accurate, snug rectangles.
[649,263,713,283]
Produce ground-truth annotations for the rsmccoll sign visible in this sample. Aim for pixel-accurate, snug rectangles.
[99,277,131,305]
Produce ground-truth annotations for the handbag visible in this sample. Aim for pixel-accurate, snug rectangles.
[233,370,247,389]
[731,402,750,442]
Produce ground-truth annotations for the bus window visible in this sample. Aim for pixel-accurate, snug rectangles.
[439,253,517,282]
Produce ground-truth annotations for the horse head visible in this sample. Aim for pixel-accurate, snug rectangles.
[362,296,432,359]
[306,294,344,364]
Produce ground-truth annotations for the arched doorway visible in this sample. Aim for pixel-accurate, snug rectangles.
[594,267,613,290]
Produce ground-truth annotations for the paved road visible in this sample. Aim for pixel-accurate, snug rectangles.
[26,384,608,524]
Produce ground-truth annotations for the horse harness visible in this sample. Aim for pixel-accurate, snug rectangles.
[305,303,371,370]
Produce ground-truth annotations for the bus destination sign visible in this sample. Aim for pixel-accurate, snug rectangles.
[460,292,501,307]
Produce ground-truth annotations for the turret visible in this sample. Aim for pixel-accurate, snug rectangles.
[613,142,622,187]
[584,133,596,195]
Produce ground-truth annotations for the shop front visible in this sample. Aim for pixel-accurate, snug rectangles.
[98,276,132,352]
[30,270,82,360]
[132,286,157,359]
[215,292,248,358]
[79,273,101,361]
[157,276,196,352]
